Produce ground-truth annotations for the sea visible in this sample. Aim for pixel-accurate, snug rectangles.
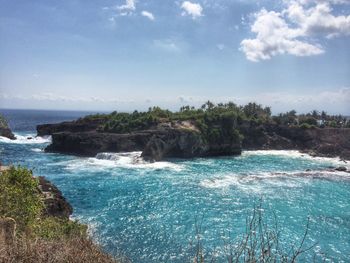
[0,109,349,262]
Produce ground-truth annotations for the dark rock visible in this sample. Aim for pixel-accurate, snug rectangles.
[141,129,208,161]
[37,116,107,136]
[0,114,15,140]
[38,176,73,219]
[335,166,347,172]
[46,131,153,156]
[27,137,33,140]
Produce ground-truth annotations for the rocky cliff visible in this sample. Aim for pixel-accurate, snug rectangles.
[37,118,350,161]
[0,114,15,140]
[38,120,242,161]
[38,176,73,219]
[240,123,350,160]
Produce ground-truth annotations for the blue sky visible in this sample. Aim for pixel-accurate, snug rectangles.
[0,0,349,114]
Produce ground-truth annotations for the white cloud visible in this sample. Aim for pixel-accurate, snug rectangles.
[181,1,203,19]
[115,0,136,16]
[117,0,135,11]
[241,1,350,61]
[153,39,181,52]
[141,10,155,21]
[286,2,350,38]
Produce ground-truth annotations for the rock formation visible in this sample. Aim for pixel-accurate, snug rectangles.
[0,114,15,140]
[38,177,73,219]
[37,117,350,161]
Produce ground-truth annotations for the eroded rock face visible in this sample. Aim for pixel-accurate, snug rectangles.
[239,123,350,160]
[46,131,153,156]
[0,115,15,140]
[142,129,208,161]
[38,177,73,219]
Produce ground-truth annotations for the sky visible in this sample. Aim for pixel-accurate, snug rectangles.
[0,0,350,114]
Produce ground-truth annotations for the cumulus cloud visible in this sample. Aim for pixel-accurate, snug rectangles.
[141,10,155,21]
[181,1,203,19]
[117,0,135,11]
[241,0,350,61]
[286,2,350,38]
[116,0,136,16]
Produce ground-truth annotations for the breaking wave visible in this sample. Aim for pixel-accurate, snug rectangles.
[0,133,51,144]
[200,169,350,192]
[64,152,183,171]
[242,150,349,168]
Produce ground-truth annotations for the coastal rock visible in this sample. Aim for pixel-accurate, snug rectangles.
[141,129,208,161]
[38,117,350,161]
[38,176,73,219]
[335,166,347,172]
[37,116,107,136]
[0,114,15,140]
[46,131,153,156]
[240,123,350,160]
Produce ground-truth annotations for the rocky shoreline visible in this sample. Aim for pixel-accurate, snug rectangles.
[37,117,350,161]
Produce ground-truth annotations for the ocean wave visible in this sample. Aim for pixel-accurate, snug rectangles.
[0,133,51,144]
[64,152,183,172]
[200,169,350,191]
[242,150,349,168]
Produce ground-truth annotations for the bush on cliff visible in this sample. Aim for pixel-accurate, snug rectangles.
[0,166,43,231]
[0,166,119,262]
[0,166,85,238]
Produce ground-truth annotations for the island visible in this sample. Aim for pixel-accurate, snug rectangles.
[37,102,350,161]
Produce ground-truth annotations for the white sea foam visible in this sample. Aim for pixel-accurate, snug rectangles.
[0,133,51,144]
[64,152,183,172]
[200,169,350,191]
[242,150,349,168]
[31,148,44,152]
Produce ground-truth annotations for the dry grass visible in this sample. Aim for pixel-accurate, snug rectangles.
[0,235,119,263]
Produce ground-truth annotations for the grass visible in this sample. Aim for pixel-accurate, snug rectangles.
[0,236,118,263]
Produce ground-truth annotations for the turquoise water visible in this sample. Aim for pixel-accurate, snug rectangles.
[1,110,350,262]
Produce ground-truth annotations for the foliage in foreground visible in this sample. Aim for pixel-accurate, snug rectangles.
[0,236,118,263]
[0,166,44,232]
[0,166,119,262]
[190,203,322,263]
[0,166,85,238]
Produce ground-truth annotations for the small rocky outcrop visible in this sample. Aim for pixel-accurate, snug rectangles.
[0,114,15,140]
[38,177,73,219]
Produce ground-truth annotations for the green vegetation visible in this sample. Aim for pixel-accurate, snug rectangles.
[0,166,85,238]
[0,114,10,128]
[0,166,44,231]
[0,166,118,262]
[83,101,349,140]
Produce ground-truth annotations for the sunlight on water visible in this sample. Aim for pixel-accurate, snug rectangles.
[1,131,350,262]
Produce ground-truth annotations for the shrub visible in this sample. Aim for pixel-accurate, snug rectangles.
[0,167,43,231]
[32,217,87,240]
[299,123,316,129]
